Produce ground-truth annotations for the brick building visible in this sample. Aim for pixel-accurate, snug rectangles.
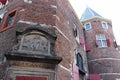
[81,7,120,80]
[0,0,120,80]
[0,0,88,80]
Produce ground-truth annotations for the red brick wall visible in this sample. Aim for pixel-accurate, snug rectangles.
[56,0,88,79]
[0,0,88,80]
[82,17,120,80]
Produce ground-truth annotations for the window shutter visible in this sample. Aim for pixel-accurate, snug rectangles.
[16,76,25,80]
[85,44,91,51]
[107,39,110,46]
[72,64,80,80]
[96,40,98,47]
[0,0,7,5]
[88,74,101,80]
[80,36,84,47]
[0,18,1,21]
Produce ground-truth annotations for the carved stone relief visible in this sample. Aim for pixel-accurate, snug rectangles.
[19,32,50,55]
[12,31,51,55]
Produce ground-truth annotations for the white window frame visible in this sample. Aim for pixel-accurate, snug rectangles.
[116,79,120,80]
[96,35,107,48]
[84,22,91,30]
[101,21,108,29]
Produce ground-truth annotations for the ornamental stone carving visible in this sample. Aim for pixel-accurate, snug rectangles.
[19,32,50,55]
[12,30,56,56]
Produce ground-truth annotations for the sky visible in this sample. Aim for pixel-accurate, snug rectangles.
[69,0,120,45]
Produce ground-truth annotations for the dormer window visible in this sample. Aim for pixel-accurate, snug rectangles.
[84,23,91,30]
[102,22,108,29]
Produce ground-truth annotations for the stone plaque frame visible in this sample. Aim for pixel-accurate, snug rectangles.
[6,67,55,80]
[18,31,51,55]
[12,27,57,56]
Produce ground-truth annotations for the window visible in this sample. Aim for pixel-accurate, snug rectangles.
[76,53,86,75]
[102,22,108,29]
[73,23,77,37]
[84,23,91,30]
[96,35,107,48]
[76,53,84,71]
[5,11,16,27]
[1,10,17,32]
[116,79,120,80]
[73,23,80,44]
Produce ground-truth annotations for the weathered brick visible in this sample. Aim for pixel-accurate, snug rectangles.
[0,0,88,80]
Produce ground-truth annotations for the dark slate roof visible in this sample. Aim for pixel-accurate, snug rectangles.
[80,7,102,20]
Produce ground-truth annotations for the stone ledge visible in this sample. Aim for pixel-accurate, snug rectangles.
[5,51,62,64]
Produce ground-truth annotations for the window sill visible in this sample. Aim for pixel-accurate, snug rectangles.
[85,29,91,31]
[98,46,108,48]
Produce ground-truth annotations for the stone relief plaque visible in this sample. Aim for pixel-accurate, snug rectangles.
[19,32,50,54]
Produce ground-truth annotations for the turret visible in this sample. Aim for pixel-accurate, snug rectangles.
[81,7,120,80]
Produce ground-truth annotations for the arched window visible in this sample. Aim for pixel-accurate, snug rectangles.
[76,53,84,71]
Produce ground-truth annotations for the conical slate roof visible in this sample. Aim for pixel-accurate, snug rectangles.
[81,7,102,20]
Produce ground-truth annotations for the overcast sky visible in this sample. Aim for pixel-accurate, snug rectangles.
[69,0,120,45]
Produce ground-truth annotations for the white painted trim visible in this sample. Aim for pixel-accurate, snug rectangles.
[24,0,32,4]
[84,22,92,30]
[100,73,120,76]
[88,58,120,62]
[53,15,60,21]
[18,20,53,27]
[81,16,111,22]
[101,21,108,29]
[58,64,71,72]
[18,20,37,25]
[50,5,57,9]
